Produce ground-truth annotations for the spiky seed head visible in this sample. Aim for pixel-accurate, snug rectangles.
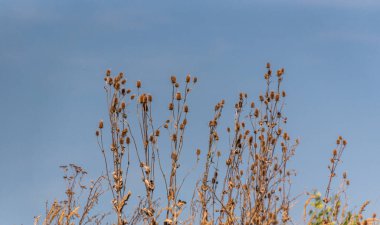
[171,76,177,84]
[176,92,182,101]
[168,103,174,110]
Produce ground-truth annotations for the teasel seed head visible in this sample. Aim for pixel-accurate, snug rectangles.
[95,130,100,136]
[106,69,111,76]
[270,91,275,100]
[176,92,182,101]
[99,120,104,129]
[136,80,141,88]
[183,104,189,113]
[275,93,280,101]
[168,103,174,110]
[175,83,179,88]
[193,77,198,83]
[122,128,128,137]
[171,76,177,84]
[266,62,271,68]
[186,74,191,83]
[196,149,201,156]
[254,108,259,118]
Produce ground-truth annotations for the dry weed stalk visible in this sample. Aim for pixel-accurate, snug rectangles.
[34,164,106,225]
[304,137,378,225]
[194,64,298,225]
[97,71,197,225]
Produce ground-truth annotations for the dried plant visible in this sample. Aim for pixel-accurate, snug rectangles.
[304,137,379,225]
[37,63,377,225]
[96,71,197,225]
[193,63,298,225]
[35,164,106,225]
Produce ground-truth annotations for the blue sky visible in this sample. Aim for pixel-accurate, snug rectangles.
[1,0,380,224]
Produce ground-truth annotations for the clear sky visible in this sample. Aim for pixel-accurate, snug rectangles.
[1,0,380,224]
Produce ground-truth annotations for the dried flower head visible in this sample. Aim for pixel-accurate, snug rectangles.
[176,92,182,101]
[171,76,177,84]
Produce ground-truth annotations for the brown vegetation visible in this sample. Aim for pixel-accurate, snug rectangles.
[35,64,377,225]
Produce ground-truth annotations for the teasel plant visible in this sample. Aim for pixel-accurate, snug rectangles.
[97,71,198,225]
[161,74,197,225]
[194,63,299,225]
[96,71,136,225]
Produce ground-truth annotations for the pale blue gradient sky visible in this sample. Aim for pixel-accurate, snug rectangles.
[1,1,380,224]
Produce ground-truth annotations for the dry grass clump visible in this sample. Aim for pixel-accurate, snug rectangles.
[35,63,377,225]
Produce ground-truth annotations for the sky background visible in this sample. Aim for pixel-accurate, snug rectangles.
[1,0,380,224]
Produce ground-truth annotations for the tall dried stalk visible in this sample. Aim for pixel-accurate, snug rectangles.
[195,63,298,225]
[97,72,197,225]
